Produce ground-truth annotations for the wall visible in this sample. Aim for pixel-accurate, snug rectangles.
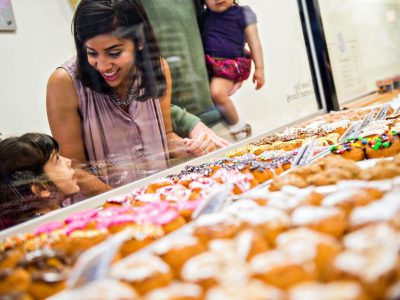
[0,0,75,137]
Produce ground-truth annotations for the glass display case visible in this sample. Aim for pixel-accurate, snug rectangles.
[0,0,326,233]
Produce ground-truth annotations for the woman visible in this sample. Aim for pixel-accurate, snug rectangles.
[47,0,228,195]
[0,133,80,230]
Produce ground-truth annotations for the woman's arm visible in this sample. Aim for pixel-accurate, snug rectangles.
[159,58,192,158]
[46,69,111,196]
[245,24,265,90]
[160,58,174,135]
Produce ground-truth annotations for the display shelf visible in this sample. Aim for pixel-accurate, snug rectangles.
[0,110,326,240]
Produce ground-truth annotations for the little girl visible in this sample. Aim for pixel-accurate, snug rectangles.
[200,0,265,140]
[0,133,80,229]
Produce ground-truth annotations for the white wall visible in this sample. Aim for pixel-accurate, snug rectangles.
[0,0,75,137]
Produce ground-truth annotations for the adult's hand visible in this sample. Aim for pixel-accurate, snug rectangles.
[189,122,231,150]
[166,132,192,158]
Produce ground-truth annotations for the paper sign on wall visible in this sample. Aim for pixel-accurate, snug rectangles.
[0,0,16,31]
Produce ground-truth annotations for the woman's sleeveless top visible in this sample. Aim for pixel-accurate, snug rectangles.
[59,59,169,187]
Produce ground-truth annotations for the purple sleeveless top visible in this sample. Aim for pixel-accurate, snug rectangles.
[59,59,169,187]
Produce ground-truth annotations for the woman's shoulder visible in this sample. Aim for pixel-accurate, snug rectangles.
[47,62,80,109]
[47,67,75,91]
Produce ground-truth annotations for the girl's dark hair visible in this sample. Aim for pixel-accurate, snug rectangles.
[0,133,60,229]
[199,0,238,10]
[72,0,166,101]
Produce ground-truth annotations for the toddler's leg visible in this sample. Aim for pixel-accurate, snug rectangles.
[210,77,239,125]
[210,77,251,141]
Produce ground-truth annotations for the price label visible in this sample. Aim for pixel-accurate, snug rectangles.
[192,184,233,219]
[374,104,390,120]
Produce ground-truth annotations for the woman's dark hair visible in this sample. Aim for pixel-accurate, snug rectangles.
[72,0,166,101]
[0,133,60,229]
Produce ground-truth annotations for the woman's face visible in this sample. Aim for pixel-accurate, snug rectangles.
[205,0,234,13]
[85,34,136,89]
[43,152,80,196]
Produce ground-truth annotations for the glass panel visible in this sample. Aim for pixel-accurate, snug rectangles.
[319,0,400,104]
[0,0,321,229]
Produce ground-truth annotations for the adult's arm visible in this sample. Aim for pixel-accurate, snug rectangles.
[46,69,111,196]
[171,104,200,137]
[161,60,230,156]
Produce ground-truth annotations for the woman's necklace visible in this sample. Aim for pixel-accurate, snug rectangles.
[110,83,136,107]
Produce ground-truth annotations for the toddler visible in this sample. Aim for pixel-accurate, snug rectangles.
[201,0,265,140]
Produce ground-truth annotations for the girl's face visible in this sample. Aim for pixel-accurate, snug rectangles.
[205,0,235,13]
[85,34,136,89]
[43,152,79,196]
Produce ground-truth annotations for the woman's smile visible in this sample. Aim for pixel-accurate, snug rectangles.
[103,69,120,82]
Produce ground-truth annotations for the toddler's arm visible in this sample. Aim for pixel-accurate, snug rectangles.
[245,24,265,90]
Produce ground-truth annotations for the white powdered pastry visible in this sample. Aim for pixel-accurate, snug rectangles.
[337,179,393,192]
[277,127,300,140]
[111,254,170,282]
[262,186,315,212]
[350,192,400,226]
[343,223,400,252]
[208,239,239,262]
[334,248,398,283]
[234,207,290,227]
[156,184,192,202]
[47,279,139,300]
[251,250,294,274]
[145,281,203,300]
[231,171,254,192]
[321,189,359,206]
[289,281,363,300]
[224,199,260,215]
[207,239,251,285]
[206,280,285,300]
[152,235,199,255]
[195,211,240,229]
[305,120,328,134]
[276,228,338,248]
[188,179,217,190]
[134,193,161,203]
[291,206,341,226]
[386,281,400,300]
[235,230,258,261]
[278,239,317,265]
[181,251,224,281]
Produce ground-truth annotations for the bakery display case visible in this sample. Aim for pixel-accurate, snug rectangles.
[2,100,400,299]
[1,1,400,299]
